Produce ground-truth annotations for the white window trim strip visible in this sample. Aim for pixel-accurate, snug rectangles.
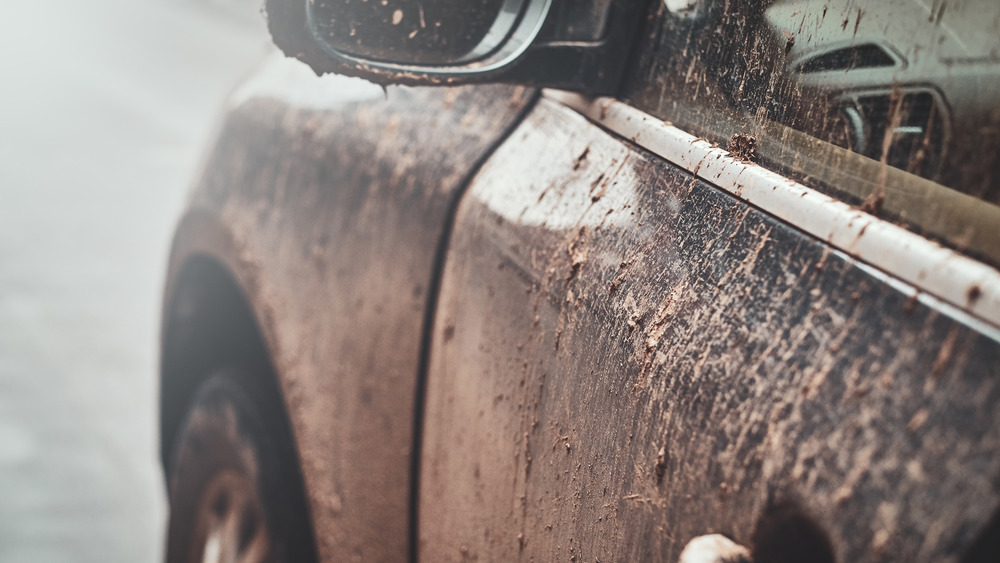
[546,90,1000,330]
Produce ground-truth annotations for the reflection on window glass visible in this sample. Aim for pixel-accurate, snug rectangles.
[797,43,895,73]
[309,0,510,65]
[623,0,1000,264]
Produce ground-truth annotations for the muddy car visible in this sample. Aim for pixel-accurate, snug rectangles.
[159,1,1000,561]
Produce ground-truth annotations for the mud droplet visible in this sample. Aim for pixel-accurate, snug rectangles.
[967,284,982,305]
[860,191,884,216]
[783,30,795,57]
[907,409,930,432]
[727,132,757,162]
[655,445,667,483]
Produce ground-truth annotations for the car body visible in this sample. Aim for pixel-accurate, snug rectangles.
[160,1,1000,561]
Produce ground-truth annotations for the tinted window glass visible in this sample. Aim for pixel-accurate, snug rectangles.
[623,0,1000,264]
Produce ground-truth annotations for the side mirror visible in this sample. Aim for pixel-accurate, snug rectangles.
[264,0,647,93]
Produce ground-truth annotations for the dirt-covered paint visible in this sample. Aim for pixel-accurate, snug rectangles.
[161,56,536,561]
[419,98,1000,562]
[549,91,1000,332]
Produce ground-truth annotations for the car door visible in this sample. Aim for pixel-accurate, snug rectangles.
[418,1,1000,561]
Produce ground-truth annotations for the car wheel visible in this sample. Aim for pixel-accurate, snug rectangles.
[165,369,317,563]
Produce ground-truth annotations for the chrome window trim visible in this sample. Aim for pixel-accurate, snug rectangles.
[546,90,1000,330]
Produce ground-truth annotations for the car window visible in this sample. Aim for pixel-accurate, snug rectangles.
[621,0,1000,265]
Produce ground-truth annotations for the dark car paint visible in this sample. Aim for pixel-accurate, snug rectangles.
[161,76,536,561]
[418,99,1000,562]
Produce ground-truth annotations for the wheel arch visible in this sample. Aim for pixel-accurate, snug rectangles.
[159,212,321,562]
[159,210,286,482]
[159,257,268,473]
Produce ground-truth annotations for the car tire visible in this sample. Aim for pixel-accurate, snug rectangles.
[164,369,317,563]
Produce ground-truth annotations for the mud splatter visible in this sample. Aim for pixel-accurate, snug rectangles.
[860,192,884,216]
[573,147,590,171]
[930,325,960,378]
[727,132,757,162]
[566,227,588,282]
[655,444,667,484]
[639,282,688,380]
[608,259,634,295]
[967,284,982,306]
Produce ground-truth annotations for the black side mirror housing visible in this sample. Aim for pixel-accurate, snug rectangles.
[265,0,648,94]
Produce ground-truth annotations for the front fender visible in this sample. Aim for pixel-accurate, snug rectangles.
[161,52,536,561]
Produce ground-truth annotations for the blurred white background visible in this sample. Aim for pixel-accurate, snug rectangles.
[0,1,271,560]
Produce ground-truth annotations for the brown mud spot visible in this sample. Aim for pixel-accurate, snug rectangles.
[860,191,884,216]
[727,132,757,162]
[572,147,590,171]
[968,284,982,305]
[654,445,667,483]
